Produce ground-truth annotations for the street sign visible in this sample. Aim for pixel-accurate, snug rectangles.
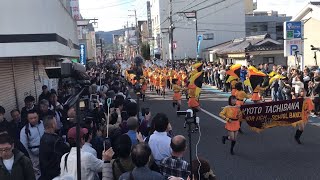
[284,21,302,39]
[80,44,86,65]
[284,39,303,57]
[197,35,203,58]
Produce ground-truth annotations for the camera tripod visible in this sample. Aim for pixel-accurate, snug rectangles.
[183,109,200,178]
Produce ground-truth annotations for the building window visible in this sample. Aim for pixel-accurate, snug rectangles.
[263,57,274,64]
[276,25,283,32]
[259,25,268,31]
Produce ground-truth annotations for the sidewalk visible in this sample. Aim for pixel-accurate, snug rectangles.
[204,84,320,127]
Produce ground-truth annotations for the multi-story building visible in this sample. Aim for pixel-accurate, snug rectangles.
[138,21,149,43]
[80,23,97,62]
[246,11,292,40]
[0,0,79,118]
[150,0,247,60]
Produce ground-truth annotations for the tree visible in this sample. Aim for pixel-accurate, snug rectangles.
[141,43,151,60]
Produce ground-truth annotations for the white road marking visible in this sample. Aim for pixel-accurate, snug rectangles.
[200,108,226,124]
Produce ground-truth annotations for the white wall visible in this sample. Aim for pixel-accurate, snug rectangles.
[304,18,320,66]
[0,0,79,57]
[152,0,245,60]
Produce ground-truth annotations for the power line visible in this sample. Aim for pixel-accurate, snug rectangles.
[182,0,213,12]
[176,0,197,12]
[197,22,244,26]
[175,26,246,32]
[81,0,136,10]
[198,0,242,20]
[194,0,226,12]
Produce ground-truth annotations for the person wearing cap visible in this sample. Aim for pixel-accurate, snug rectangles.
[82,128,97,157]
[59,127,113,180]
[39,85,51,102]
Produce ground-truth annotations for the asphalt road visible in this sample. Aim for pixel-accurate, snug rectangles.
[137,86,320,180]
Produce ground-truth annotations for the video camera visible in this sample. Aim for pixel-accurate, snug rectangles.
[45,59,91,108]
[177,109,194,119]
[45,59,91,87]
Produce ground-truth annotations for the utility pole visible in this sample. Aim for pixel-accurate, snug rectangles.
[100,38,103,62]
[169,0,174,69]
[195,11,199,59]
[129,9,139,55]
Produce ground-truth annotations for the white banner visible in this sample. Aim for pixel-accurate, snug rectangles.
[70,0,80,20]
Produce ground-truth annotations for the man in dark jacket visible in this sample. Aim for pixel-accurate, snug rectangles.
[10,109,24,139]
[38,85,51,102]
[39,115,70,180]
[0,132,35,180]
[21,96,37,126]
[38,99,55,121]
[119,143,164,180]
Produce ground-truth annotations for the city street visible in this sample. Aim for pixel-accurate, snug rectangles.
[139,87,320,180]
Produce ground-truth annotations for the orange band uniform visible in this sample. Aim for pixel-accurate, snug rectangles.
[302,98,314,122]
[173,84,182,101]
[188,84,200,108]
[219,106,242,131]
[251,86,266,101]
[231,80,238,96]
[235,90,252,106]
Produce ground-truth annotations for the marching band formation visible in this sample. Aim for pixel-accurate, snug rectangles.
[122,60,315,156]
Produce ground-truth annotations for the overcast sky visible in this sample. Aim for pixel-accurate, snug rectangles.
[79,0,310,32]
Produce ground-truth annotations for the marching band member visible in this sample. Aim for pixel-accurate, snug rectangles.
[149,71,155,91]
[220,96,242,155]
[294,90,314,144]
[234,82,251,133]
[187,84,200,111]
[155,73,161,95]
[172,79,182,111]
[230,78,239,96]
[234,82,252,106]
[251,84,267,104]
[187,83,200,130]
[160,74,167,98]
[141,77,148,102]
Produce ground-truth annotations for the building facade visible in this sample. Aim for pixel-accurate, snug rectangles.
[246,11,291,40]
[0,0,79,118]
[202,34,286,66]
[290,2,320,67]
[150,0,247,60]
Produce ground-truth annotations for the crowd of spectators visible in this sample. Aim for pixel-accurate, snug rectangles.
[0,61,216,180]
